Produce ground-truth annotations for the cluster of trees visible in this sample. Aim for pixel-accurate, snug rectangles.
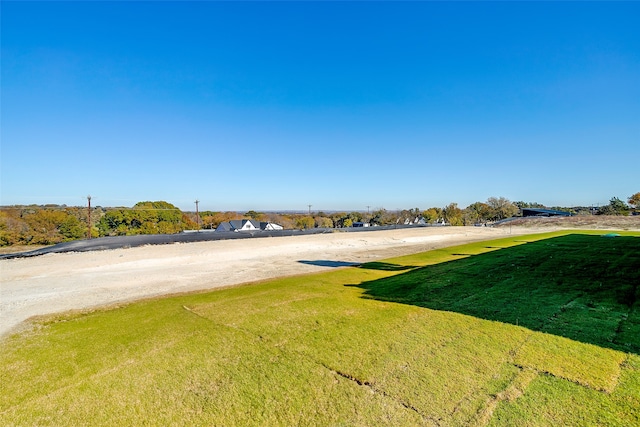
[0,206,88,246]
[1,193,637,247]
[0,201,196,245]
[201,198,519,230]
[595,196,638,216]
[97,201,196,236]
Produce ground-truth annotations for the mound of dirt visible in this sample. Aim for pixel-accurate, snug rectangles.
[495,215,640,230]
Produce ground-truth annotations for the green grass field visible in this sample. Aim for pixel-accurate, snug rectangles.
[1,230,639,426]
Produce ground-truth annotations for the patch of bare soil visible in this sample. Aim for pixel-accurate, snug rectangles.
[495,215,640,230]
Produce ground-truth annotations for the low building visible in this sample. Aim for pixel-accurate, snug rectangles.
[521,208,572,217]
[216,219,283,232]
[352,222,370,227]
[215,222,234,232]
[260,222,284,231]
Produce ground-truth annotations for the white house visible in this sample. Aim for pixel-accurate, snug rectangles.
[260,222,284,231]
[216,219,283,232]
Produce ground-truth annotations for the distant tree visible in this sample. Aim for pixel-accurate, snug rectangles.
[264,213,293,229]
[0,210,24,246]
[514,201,545,209]
[57,214,86,240]
[134,201,182,224]
[397,208,421,224]
[334,212,363,228]
[98,209,127,236]
[442,203,463,226]
[350,211,364,223]
[20,209,85,244]
[314,216,334,228]
[98,201,188,236]
[487,197,518,220]
[296,216,315,229]
[369,208,396,226]
[628,192,640,209]
[422,207,442,224]
[464,202,492,225]
[181,213,198,230]
[598,197,629,216]
[245,210,263,220]
[329,212,345,227]
[609,197,629,215]
[199,211,217,229]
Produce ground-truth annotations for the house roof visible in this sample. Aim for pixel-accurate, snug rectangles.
[218,219,283,232]
[521,208,572,217]
[246,219,261,229]
[229,220,244,229]
[216,221,233,231]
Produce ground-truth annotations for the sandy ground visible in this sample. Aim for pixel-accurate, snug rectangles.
[1,227,539,338]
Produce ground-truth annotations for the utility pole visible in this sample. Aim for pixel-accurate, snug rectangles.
[308,204,312,215]
[87,195,92,239]
[366,205,370,214]
[194,200,200,230]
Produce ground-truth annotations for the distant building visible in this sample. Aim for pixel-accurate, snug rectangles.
[352,222,370,227]
[260,221,284,231]
[521,208,572,217]
[216,219,283,232]
[215,222,234,232]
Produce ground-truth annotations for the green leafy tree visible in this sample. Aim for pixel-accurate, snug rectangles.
[98,209,130,236]
[20,209,85,244]
[296,216,315,229]
[245,210,264,220]
[199,211,218,229]
[442,203,463,226]
[98,201,187,236]
[369,208,395,226]
[422,207,442,224]
[598,197,629,216]
[332,212,362,228]
[57,214,86,240]
[464,202,492,225]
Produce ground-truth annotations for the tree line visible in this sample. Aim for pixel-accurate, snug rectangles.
[1,193,638,247]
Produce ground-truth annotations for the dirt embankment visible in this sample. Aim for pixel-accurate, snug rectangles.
[495,215,640,230]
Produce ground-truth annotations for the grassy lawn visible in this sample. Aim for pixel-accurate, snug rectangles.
[1,230,639,426]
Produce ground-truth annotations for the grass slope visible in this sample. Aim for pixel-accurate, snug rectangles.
[1,231,639,426]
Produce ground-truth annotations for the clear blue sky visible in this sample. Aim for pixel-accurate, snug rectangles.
[2,1,638,212]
